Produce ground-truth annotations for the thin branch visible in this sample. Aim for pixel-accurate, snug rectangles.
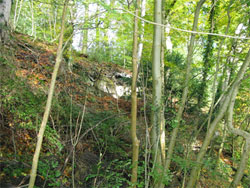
[61,112,128,171]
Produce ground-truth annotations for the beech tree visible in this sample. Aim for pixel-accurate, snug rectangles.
[0,0,11,42]
[82,0,89,54]
[151,0,165,187]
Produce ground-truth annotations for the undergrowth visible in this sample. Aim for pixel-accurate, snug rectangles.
[0,37,135,187]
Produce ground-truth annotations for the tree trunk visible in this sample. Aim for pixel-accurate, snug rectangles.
[230,140,250,188]
[151,0,163,187]
[156,2,166,187]
[198,0,216,107]
[164,0,206,173]
[160,0,166,165]
[13,0,23,31]
[137,0,146,64]
[216,124,227,166]
[28,1,69,187]
[225,63,250,187]
[95,4,100,47]
[0,0,11,43]
[130,0,140,187]
[29,0,35,37]
[214,2,232,166]
[207,0,232,131]
[186,48,250,188]
[82,0,89,54]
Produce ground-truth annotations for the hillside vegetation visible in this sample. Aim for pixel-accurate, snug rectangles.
[0,33,139,187]
[0,31,249,187]
[1,0,250,187]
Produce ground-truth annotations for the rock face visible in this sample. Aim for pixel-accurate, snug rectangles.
[0,0,11,42]
[95,76,131,99]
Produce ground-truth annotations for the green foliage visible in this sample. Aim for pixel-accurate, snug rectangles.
[164,51,185,97]
[38,159,61,187]
[171,119,179,128]
[88,42,113,63]
[136,161,146,188]
[0,70,63,151]
[172,154,194,170]
[85,159,131,188]
[44,126,64,151]
[85,159,147,188]
[0,76,45,120]
[149,165,173,186]
[3,163,27,179]
[84,111,130,156]
[5,0,250,187]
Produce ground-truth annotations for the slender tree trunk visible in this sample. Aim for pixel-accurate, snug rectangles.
[131,0,140,187]
[216,30,238,109]
[0,0,12,43]
[160,0,166,165]
[137,0,146,64]
[151,0,163,186]
[28,1,69,187]
[213,0,234,171]
[216,123,227,165]
[49,9,53,41]
[134,0,147,186]
[230,140,250,188]
[156,2,167,187]
[186,48,250,188]
[13,0,23,30]
[207,0,232,131]
[225,65,250,187]
[29,0,35,36]
[82,0,89,54]
[95,4,100,47]
[164,0,206,173]
[53,7,58,39]
[198,0,216,107]
[13,0,19,30]
[103,0,114,47]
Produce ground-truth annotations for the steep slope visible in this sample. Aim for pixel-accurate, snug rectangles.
[0,33,143,187]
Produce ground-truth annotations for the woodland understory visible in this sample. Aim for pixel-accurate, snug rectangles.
[0,0,250,188]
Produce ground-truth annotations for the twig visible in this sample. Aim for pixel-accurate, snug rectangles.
[62,112,128,171]
[11,128,17,160]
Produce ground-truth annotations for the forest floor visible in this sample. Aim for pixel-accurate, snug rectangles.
[0,32,144,187]
[0,33,246,187]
